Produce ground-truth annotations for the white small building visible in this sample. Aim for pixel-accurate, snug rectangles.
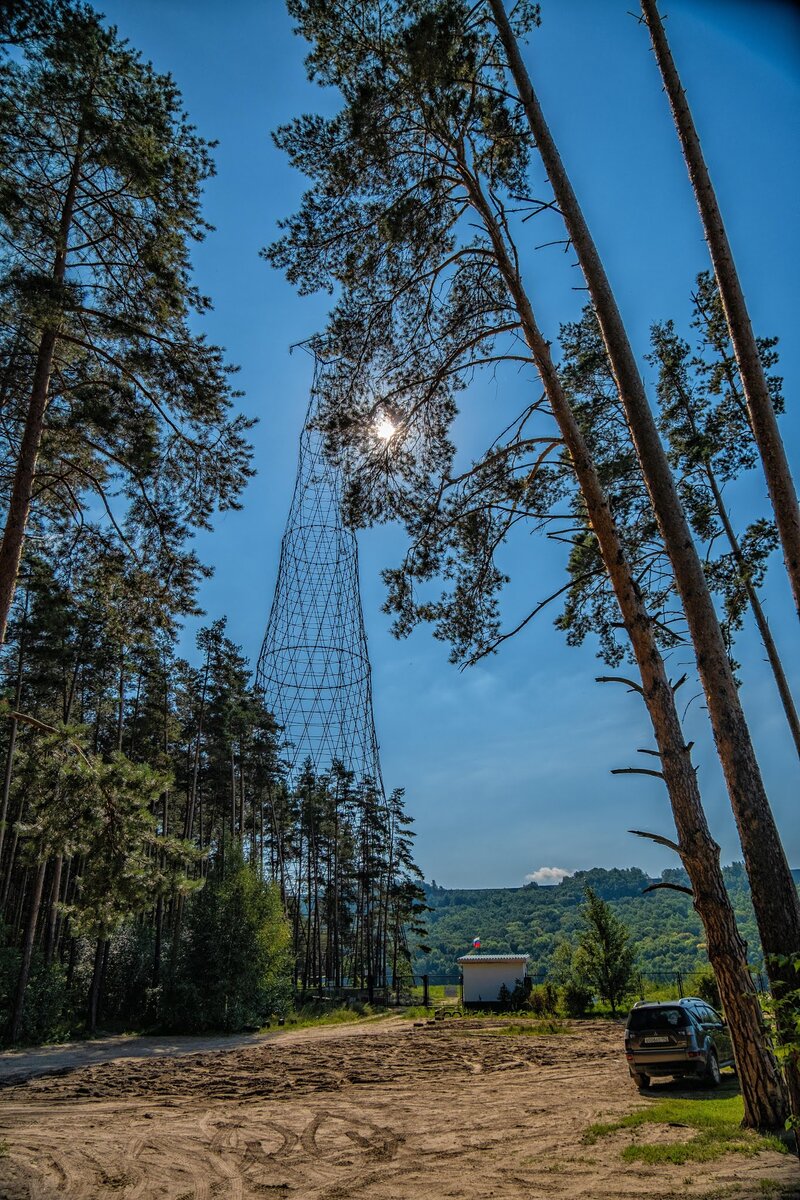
[457,953,530,1009]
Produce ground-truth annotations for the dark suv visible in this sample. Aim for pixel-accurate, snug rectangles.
[624,998,734,1089]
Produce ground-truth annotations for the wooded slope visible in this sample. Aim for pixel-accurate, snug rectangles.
[414,865,800,978]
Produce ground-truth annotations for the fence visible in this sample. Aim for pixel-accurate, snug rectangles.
[292,966,769,1010]
[292,974,459,1008]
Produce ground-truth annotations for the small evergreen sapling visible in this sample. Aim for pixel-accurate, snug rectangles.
[575,887,636,1017]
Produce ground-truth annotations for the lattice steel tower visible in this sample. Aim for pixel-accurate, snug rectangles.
[256,391,383,791]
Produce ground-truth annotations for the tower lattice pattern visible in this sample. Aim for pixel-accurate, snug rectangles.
[256,393,383,791]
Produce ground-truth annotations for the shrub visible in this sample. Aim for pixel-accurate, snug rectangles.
[102,924,158,1024]
[508,977,532,1011]
[0,935,69,1045]
[163,844,292,1032]
[562,980,593,1017]
[528,983,559,1016]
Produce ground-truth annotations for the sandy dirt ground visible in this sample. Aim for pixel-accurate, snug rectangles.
[0,1016,797,1200]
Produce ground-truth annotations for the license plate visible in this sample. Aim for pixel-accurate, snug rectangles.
[642,1036,670,1044]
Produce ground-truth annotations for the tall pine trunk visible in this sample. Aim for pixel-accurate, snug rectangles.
[183,653,210,841]
[87,936,107,1035]
[640,0,800,619]
[153,894,164,991]
[0,586,28,868]
[463,162,787,1128]
[487,0,800,1117]
[661,362,800,758]
[116,649,125,751]
[0,124,85,645]
[0,719,19,879]
[707,472,800,759]
[43,853,62,966]
[8,857,47,1041]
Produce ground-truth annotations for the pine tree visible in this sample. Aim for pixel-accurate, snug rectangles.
[647,279,799,757]
[556,294,798,767]
[0,2,254,644]
[485,0,799,1116]
[5,721,196,1037]
[169,843,291,1032]
[575,887,635,1017]
[269,0,786,1128]
[639,0,800,622]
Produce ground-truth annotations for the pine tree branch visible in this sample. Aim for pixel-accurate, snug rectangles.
[5,710,92,766]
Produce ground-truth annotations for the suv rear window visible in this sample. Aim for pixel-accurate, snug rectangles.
[627,1006,691,1031]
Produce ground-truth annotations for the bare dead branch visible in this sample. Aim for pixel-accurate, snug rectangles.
[611,767,666,780]
[628,829,681,854]
[595,675,645,696]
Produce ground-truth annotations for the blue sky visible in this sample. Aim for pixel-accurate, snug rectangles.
[98,0,799,887]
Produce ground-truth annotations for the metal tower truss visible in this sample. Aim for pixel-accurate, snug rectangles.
[257,391,383,793]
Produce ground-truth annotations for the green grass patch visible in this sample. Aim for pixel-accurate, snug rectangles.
[583,1094,788,1165]
[407,983,452,1003]
[259,1003,387,1033]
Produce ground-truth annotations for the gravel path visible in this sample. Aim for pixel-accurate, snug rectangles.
[0,1014,394,1084]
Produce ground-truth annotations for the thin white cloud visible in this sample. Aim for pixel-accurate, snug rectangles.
[525,867,573,886]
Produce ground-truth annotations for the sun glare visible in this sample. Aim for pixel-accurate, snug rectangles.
[375,415,396,442]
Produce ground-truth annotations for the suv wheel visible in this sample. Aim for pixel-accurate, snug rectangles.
[705,1050,721,1087]
[632,1071,650,1090]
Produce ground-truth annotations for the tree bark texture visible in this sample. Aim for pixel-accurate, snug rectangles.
[464,162,787,1128]
[0,328,58,646]
[640,0,800,620]
[487,0,800,1114]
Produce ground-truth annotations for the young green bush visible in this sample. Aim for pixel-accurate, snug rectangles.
[562,980,593,1017]
[528,982,559,1016]
[164,844,292,1032]
[102,924,158,1025]
[0,936,69,1045]
[21,958,68,1042]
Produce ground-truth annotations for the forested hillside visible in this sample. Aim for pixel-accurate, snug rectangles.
[414,865,798,979]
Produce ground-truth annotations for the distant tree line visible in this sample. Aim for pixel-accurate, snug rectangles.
[0,2,426,1043]
[416,865,771,981]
